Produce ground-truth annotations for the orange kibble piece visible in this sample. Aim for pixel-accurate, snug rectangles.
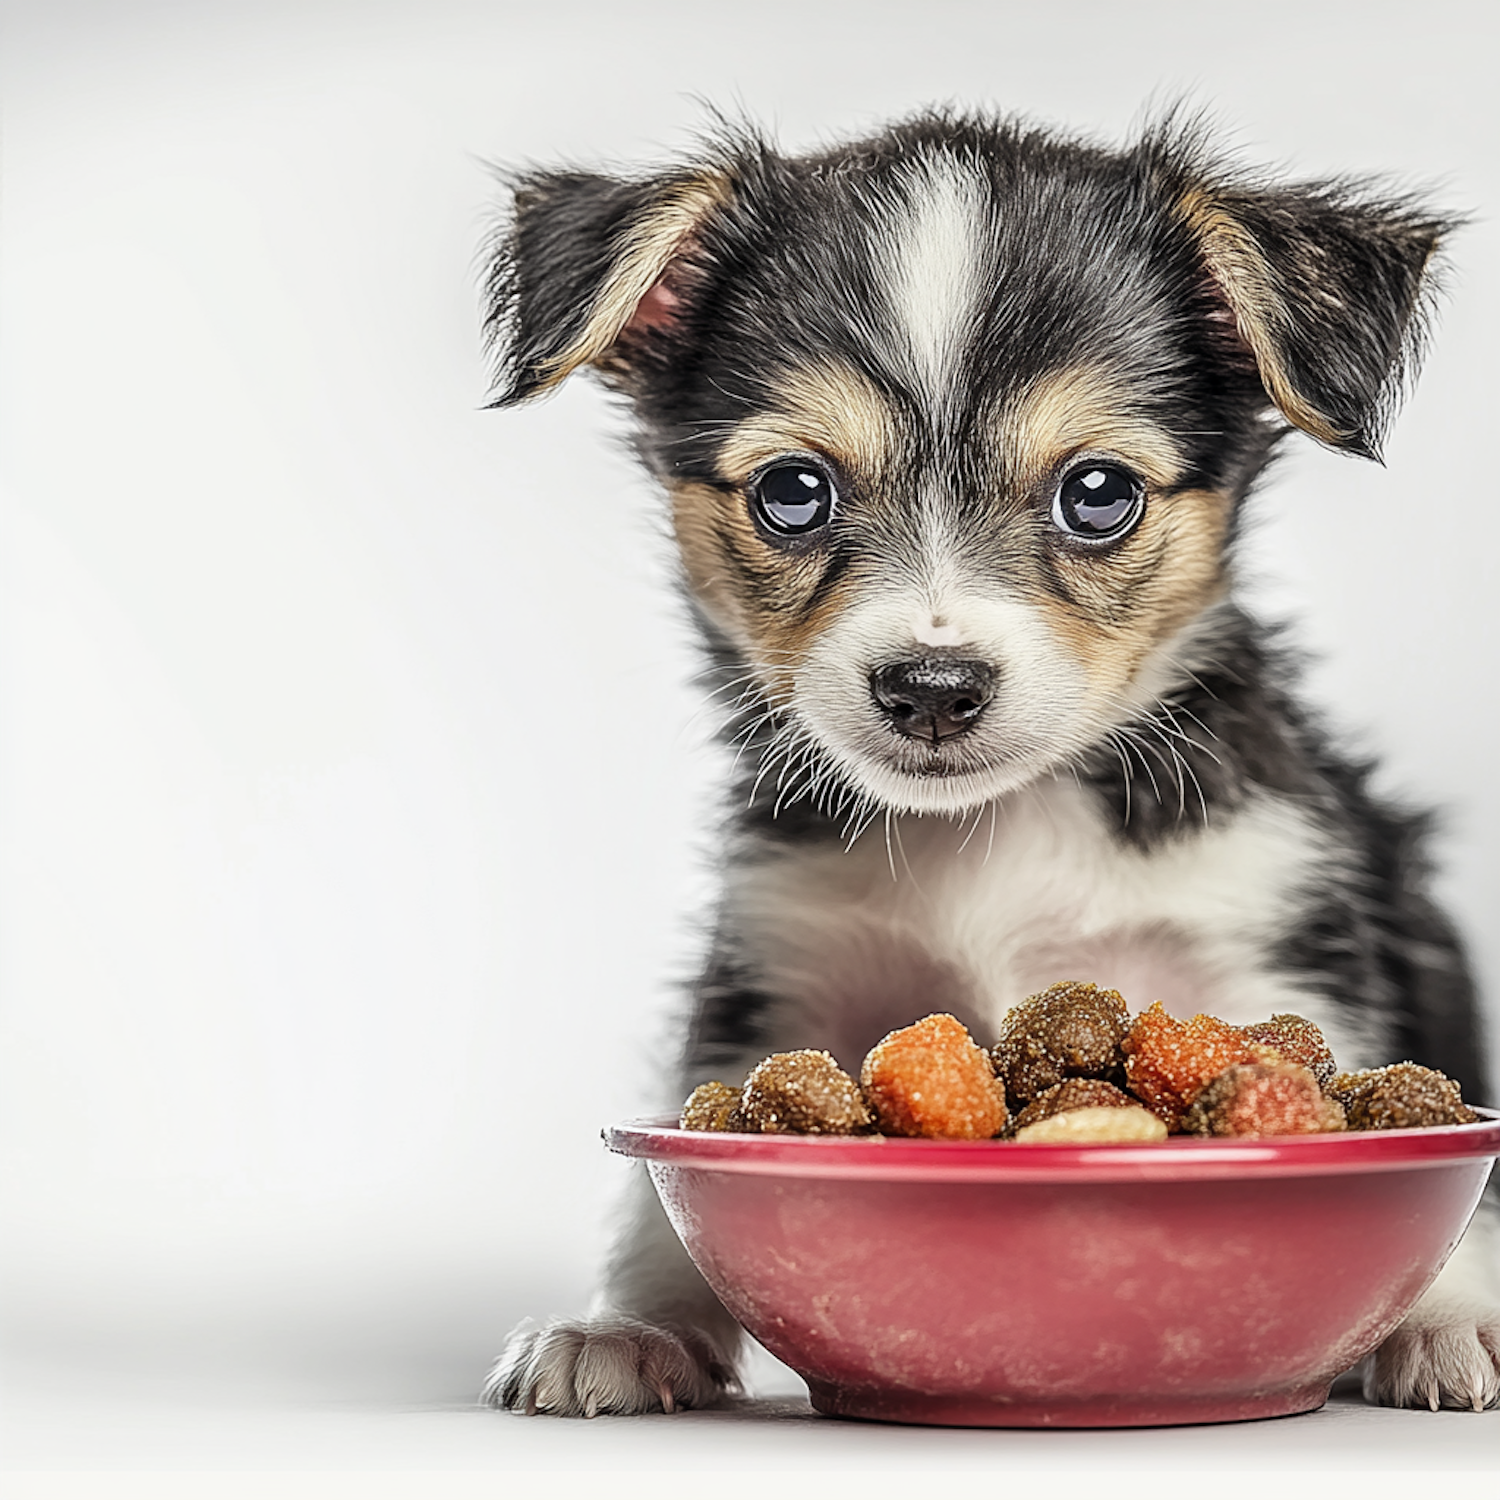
[1122,1002,1259,1126]
[860,1013,1008,1139]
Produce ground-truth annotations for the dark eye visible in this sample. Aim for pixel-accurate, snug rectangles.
[1052,464,1145,543]
[749,460,837,538]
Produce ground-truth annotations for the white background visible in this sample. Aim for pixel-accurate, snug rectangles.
[3,0,1499,1480]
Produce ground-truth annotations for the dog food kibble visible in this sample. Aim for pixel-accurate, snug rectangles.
[1008,1077,1137,1135]
[676,995,1480,1142]
[1330,1063,1479,1131]
[861,1013,1008,1139]
[1122,1002,1260,1125]
[990,981,1130,1105]
[736,1050,872,1135]
[680,1081,743,1132]
[1013,1105,1169,1144]
[1180,1059,1347,1138]
[1237,1014,1337,1088]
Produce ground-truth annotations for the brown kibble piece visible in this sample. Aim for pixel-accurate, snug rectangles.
[1008,1077,1136,1135]
[680,1081,742,1132]
[1331,1063,1479,1131]
[1181,1060,1347,1138]
[1122,1001,1260,1126]
[1238,1014,1337,1088]
[736,1050,872,1135]
[990,981,1130,1106]
[1013,1105,1168,1144]
[861,1013,1008,1139]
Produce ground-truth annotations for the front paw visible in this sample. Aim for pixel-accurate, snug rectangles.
[1364,1303,1500,1411]
[481,1315,734,1417]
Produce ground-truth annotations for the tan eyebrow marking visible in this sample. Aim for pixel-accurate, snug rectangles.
[717,360,900,482]
[998,365,1186,490]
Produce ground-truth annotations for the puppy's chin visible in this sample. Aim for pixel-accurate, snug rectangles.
[811,728,1062,817]
[854,764,1037,817]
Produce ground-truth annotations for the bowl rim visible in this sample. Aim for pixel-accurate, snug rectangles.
[605,1109,1500,1183]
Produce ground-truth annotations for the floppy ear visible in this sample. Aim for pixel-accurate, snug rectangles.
[1179,180,1452,459]
[483,166,730,407]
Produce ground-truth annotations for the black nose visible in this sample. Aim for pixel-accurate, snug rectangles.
[869,657,996,743]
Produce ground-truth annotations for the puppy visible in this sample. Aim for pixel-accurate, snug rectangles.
[479,110,1499,1416]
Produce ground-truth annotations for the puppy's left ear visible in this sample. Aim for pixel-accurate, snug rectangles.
[1179,178,1454,459]
[482,165,730,407]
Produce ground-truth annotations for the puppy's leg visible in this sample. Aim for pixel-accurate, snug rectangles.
[484,948,780,1416]
[1363,1189,1500,1411]
[483,1164,742,1416]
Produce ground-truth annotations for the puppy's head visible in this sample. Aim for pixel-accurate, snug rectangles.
[485,114,1447,818]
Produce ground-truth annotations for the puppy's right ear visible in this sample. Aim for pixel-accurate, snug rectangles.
[483,166,730,406]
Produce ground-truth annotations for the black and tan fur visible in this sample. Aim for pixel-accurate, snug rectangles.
[479,111,1497,1416]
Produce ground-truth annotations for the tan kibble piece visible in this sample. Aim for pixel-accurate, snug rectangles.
[861,1013,1008,1139]
[1013,1105,1168,1144]
[991,981,1130,1106]
[737,1050,872,1135]
[1181,1060,1346,1138]
[680,1081,742,1132]
[1008,1077,1135,1135]
[1331,1063,1478,1131]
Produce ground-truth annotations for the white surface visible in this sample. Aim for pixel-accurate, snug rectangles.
[3,1357,1499,1488]
[2,0,1499,1480]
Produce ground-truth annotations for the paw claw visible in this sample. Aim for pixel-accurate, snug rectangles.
[1365,1302,1500,1412]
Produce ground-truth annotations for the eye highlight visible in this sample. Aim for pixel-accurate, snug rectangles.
[749,458,837,539]
[1051,463,1145,544]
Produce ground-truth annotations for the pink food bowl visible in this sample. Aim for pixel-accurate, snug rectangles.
[607,1112,1500,1427]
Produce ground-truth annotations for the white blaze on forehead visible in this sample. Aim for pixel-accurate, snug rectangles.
[881,157,989,402]
[911,612,967,648]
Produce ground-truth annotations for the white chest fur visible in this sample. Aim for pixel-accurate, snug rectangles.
[726,778,1374,1072]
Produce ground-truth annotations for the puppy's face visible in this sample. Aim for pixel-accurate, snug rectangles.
[490,117,1443,818]
[670,348,1232,816]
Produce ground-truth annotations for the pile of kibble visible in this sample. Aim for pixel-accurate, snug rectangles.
[680,982,1480,1143]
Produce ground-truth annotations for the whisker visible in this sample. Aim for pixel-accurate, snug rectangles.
[1113,725,1164,807]
[955,802,987,854]
[891,814,920,888]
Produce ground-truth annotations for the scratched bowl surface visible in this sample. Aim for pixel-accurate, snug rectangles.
[606,1112,1500,1427]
